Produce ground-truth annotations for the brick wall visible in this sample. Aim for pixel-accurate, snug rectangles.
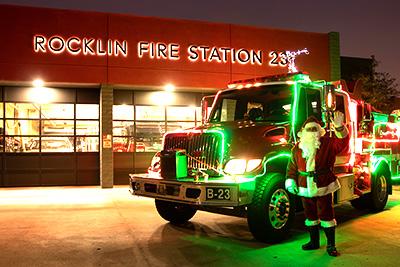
[329,32,341,81]
[100,85,114,188]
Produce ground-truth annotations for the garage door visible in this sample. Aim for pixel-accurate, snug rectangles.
[0,86,100,187]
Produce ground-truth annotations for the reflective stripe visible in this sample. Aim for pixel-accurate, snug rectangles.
[305,219,320,226]
[298,179,341,198]
[321,219,337,228]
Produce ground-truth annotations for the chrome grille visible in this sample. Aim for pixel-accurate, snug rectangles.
[163,132,223,172]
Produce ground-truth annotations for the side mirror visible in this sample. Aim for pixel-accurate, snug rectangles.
[201,98,208,124]
[201,95,214,125]
[324,84,336,111]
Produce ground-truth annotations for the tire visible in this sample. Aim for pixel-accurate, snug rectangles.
[350,168,389,212]
[155,199,197,224]
[370,169,389,211]
[247,173,295,243]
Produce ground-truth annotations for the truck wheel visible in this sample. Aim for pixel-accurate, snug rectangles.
[370,169,389,211]
[155,199,197,224]
[247,173,295,243]
[350,169,389,211]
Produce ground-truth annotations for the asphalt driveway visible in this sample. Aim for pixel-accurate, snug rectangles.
[0,185,399,266]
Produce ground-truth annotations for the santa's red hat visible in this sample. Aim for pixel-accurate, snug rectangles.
[301,116,323,129]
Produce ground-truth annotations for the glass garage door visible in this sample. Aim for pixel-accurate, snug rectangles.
[0,86,100,187]
[112,90,206,185]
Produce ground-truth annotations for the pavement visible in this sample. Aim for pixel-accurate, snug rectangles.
[0,185,399,267]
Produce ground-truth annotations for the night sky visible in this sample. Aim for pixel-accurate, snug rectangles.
[1,0,399,89]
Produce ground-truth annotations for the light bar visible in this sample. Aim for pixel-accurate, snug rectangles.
[227,72,310,89]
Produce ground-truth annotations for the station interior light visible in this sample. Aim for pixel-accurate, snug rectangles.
[32,78,44,88]
[150,91,175,106]
[164,83,175,92]
[29,79,55,104]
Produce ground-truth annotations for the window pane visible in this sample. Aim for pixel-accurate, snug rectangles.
[5,120,39,135]
[136,106,165,121]
[196,106,213,122]
[41,137,74,152]
[307,89,322,120]
[113,121,134,136]
[113,137,135,152]
[76,137,99,152]
[196,107,201,122]
[41,104,74,119]
[113,105,134,120]
[167,122,196,132]
[136,121,165,152]
[6,103,40,118]
[0,103,3,118]
[76,104,99,119]
[5,137,39,152]
[76,121,99,135]
[42,120,74,135]
[167,106,195,121]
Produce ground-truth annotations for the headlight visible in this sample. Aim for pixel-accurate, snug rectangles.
[246,159,262,172]
[224,159,247,175]
[224,158,262,175]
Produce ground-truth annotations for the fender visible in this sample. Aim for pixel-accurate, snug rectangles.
[255,152,291,181]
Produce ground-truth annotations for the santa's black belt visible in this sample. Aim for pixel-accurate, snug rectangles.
[298,169,332,182]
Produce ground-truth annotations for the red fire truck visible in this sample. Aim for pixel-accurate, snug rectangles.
[129,72,400,242]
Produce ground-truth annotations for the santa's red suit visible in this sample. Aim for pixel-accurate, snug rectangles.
[285,114,349,256]
[286,133,349,224]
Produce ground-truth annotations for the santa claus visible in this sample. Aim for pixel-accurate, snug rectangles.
[285,111,349,257]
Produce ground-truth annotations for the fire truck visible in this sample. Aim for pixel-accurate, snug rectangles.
[129,72,400,243]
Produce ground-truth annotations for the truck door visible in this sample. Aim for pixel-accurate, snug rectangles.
[334,93,351,165]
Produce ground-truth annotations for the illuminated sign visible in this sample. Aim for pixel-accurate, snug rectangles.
[138,41,263,65]
[33,35,309,68]
[138,42,180,60]
[33,35,128,57]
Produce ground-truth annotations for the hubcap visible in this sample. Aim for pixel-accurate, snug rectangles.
[268,189,290,229]
[377,175,387,202]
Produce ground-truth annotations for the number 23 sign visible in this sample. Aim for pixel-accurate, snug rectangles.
[269,48,309,73]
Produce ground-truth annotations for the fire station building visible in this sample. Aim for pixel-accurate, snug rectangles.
[0,4,340,187]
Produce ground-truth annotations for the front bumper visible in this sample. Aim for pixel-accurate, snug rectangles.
[129,173,256,206]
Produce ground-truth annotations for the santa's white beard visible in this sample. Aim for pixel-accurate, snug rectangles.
[299,132,321,172]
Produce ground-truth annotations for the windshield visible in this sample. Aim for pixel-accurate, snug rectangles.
[209,84,292,123]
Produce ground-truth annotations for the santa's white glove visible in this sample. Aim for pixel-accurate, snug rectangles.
[331,110,348,138]
[285,179,299,195]
[331,111,345,128]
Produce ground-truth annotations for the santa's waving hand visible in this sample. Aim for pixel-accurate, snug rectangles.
[331,111,348,138]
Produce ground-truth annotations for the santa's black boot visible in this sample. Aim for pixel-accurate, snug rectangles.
[302,225,320,250]
[323,227,339,256]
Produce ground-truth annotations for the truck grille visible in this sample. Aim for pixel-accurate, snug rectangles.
[163,132,223,174]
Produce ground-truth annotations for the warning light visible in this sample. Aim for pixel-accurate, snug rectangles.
[327,92,333,109]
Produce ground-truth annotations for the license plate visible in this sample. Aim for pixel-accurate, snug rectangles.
[206,187,231,200]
